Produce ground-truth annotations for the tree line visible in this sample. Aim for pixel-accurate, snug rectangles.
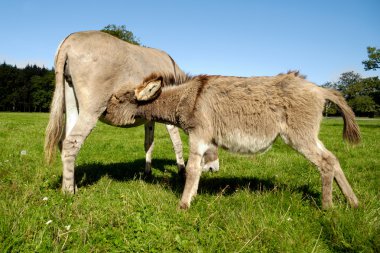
[323,71,379,117]
[0,63,54,112]
[0,25,379,116]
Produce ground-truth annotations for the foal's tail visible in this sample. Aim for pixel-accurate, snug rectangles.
[322,88,361,144]
[44,41,68,164]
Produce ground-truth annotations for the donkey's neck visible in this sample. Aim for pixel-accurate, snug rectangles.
[135,78,202,131]
[135,88,183,126]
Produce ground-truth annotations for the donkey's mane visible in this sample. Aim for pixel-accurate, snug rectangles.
[142,72,231,88]
[278,70,307,79]
[143,70,306,95]
[143,72,193,87]
[144,70,306,88]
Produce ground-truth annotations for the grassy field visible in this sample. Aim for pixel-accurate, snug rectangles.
[0,113,379,252]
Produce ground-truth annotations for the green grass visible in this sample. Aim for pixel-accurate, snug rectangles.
[0,113,379,252]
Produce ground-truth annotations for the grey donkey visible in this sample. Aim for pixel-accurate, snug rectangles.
[44,31,219,194]
[103,71,360,209]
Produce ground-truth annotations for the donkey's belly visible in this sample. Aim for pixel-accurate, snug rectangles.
[215,130,276,154]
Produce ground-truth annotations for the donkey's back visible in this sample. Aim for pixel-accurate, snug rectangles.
[196,72,333,153]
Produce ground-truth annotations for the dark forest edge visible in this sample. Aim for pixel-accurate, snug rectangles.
[0,63,54,112]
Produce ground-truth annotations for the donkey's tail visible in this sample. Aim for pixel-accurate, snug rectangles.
[44,42,67,164]
[322,88,361,144]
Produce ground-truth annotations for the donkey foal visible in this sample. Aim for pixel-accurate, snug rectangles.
[104,71,360,209]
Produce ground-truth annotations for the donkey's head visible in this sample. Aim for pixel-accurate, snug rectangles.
[135,73,163,101]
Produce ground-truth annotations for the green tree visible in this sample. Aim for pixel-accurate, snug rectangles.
[101,24,140,45]
[336,71,362,94]
[348,96,378,117]
[345,76,380,103]
[0,63,18,110]
[30,71,55,112]
[322,72,380,117]
[0,63,54,112]
[362,47,380,71]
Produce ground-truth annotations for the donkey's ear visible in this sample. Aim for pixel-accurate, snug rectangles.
[135,78,162,101]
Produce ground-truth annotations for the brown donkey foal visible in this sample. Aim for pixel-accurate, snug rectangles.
[103,71,360,209]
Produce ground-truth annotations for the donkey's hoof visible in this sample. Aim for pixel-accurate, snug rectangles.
[144,162,152,176]
[351,202,359,208]
[177,164,186,174]
[144,169,153,177]
[178,165,186,179]
[321,201,333,210]
[349,197,359,208]
[61,184,76,194]
[178,201,190,210]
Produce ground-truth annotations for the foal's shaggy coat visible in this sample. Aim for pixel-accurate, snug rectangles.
[104,71,360,209]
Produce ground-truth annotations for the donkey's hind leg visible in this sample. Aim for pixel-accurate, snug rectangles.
[330,152,359,208]
[64,81,79,139]
[61,112,98,193]
[283,133,358,208]
[311,141,358,208]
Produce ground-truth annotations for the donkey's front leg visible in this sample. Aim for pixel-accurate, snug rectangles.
[166,124,186,174]
[144,121,155,175]
[179,135,208,209]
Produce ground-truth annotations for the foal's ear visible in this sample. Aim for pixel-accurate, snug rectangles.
[135,77,162,101]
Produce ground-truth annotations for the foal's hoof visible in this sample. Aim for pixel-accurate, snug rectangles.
[178,201,190,210]
[348,196,359,208]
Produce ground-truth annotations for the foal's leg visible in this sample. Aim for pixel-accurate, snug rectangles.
[179,135,208,209]
[61,112,98,193]
[326,144,359,208]
[284,136,334,208]
[284,134,358,208]
[144,121,155,175]
[314,141,358,208]
[166,125,186,174]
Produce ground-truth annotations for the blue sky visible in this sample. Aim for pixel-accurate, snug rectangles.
[0,0,379,84]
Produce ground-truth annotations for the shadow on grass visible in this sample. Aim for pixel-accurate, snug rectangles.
[199,176,321,206]
[69,159,320,207]
[74,158,176,188]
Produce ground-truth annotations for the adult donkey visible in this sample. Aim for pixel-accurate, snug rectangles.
[45,31,219,193]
